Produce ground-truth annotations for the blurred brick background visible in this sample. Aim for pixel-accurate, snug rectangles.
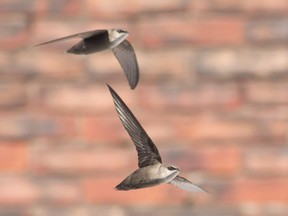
[1,0,288,215]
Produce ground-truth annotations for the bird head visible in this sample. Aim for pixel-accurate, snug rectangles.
[108,29,129,47]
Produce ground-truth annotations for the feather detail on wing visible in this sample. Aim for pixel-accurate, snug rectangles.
[112,40,139,89]
[169,176,207,193]
[108,85,161,168]
[34,30,105,47]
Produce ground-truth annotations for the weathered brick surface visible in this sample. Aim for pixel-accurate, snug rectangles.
[0,0,288,215]
[246,18,288,43]
[0,142,28,172]
[221,178,288,203]
[137,16,245,48]
[0,178,39,206]
[245,148,288,176]
[196,48,288,79]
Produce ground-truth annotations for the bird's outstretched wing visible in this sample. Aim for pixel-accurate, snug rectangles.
[169,176,207,193]
[112,40,139,89]
[108,85,162,168]
[34,30,106,47]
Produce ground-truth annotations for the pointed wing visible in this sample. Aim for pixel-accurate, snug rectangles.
[169,176,207,193]
[34,30,106,47]
[108,85,162,168]
[112,40,139,89]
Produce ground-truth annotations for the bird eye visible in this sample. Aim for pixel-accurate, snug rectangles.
[167,166,176,171]
[117,29,125,33]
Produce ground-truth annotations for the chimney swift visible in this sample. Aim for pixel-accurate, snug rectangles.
[108,85,207,193]
[35,29,139,89]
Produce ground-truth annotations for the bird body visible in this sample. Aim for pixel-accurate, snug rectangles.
[108,85,207,193]
[35,29,139,89]
[115,163,180,190]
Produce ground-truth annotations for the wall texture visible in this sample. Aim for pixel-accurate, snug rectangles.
[0,0,288,215]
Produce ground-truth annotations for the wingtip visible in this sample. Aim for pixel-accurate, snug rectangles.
[202,187,210,194]
[107,84,120,103]
[33,43,44,48]
[129,83,137,90]
[128,70,139,90]
[33,41,51,47]
[106,83,114,93]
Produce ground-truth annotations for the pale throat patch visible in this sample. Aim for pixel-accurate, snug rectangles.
[108,29,129,48]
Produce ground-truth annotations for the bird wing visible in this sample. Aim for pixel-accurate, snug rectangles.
[34,30,106,47]
[169,176,207,193]
[112,40,139,89]
[108,85,162,168]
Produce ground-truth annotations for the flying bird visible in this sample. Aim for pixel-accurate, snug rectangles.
[108,84,207,193]
[35,29,139,89]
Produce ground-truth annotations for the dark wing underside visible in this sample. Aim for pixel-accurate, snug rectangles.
[67,31,110,54]
[112,40,139,89]
[34,29,107,47]
[108,85,162,168]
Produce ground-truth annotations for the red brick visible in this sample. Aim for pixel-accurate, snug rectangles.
[0,142,28,173]
[235,105,288,121]
[0,12,29,50]
[174,115,258,142]
[246,82,288,104]
[240,203,288,216]
[32,144,135,175]
[161,145,241,175]
[31,19,91,45]
[0,0,35,12]
[40,180,81,205]
[241,0,288,13]
[0,115,32,139]
[197,48,288,78]
[0,51,11,69]
[221,178,288,203]
[261,121,288,142]
[83,0,186,19]
[0,178,39,206]
[42,84,138,114]
[192,18,245,45]
[42,85,112,113]
[137,16,244,47]
[190,0,288,14]
[245,148,288,175]
[198,146,242,175]
[18,50,85,79]
[137,49,195,82]
[82,0,138,18]
[83,116,127,143]
[86,49,127,80]
[82,176,198,205]
[0,115,77,139]
[41,0,83,16]
[190,0,241,12]
[247,18,288,43]
[136,16,201,48]
[0,81,26,108]
[136,0,187,12]
[137,83,241,112]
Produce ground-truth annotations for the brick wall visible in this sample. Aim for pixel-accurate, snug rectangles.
[0,0,288,215]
